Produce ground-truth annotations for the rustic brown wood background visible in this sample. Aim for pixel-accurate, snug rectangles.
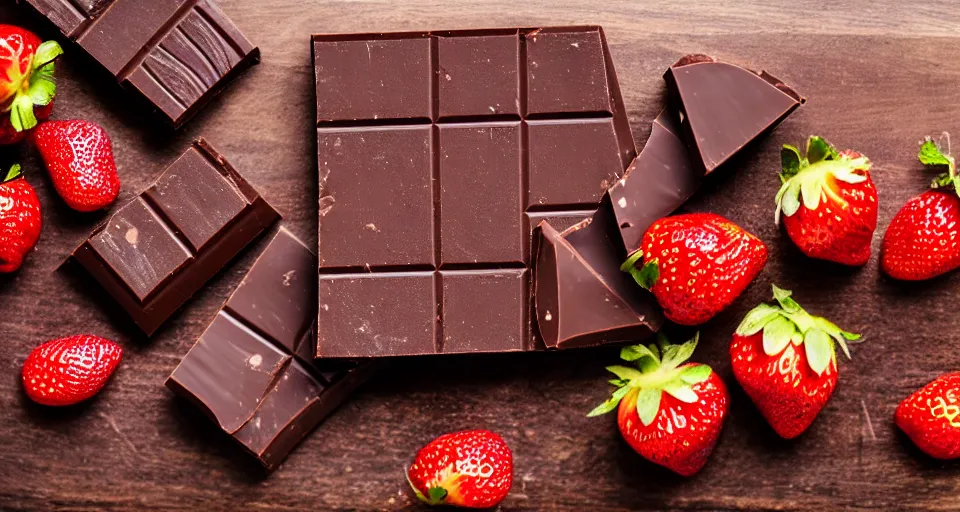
[1,1,959,510]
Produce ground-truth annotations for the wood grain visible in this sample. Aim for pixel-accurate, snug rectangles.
[2,1,960,510]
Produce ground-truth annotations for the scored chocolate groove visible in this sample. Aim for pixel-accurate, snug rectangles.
[23,0,260,127]
[312,27,637,358]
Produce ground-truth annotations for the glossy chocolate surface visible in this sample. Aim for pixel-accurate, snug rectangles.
[69,138,280,335]
[166,228,376,470]
[23,0,260,128]
[664,54,805,174]
[313,27,636,358]
[535,221,658,349]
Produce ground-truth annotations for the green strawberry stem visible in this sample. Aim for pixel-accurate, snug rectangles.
[587,332,712,426]
[5,40,63,132]
[919,133,959,194]
[775,136,871,224]
[735,285,862,376]
[406,471,448,505]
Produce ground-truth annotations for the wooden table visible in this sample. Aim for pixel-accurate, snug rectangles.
[2,1,959,510]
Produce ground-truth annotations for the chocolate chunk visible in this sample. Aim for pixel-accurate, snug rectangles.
[23,0,260,128]
[664,54,805,174]
[600,108,701,256]
[535,221,659,349]
[533,58,804,350]
[166,228,377,470]
[313,27,636,357]
[69,138,280,335]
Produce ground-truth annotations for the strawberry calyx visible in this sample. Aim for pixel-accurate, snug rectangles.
[736,284,861,376]
[407,463,458,506]
[1,39,62,132]
[587,332,712,426]
[919,132,959,195]
[774,136,871,225]
[2,163,22,183]
[621,250,658,290]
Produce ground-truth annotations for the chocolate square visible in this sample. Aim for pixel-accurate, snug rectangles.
[437,33,520,118]
[317,273,437,357]
[317,126,435,268]
[438,122,523,264]
[525,29,611,114]
[143,146,248,252]
[440,270,527,353]
[314,36,432,122]
[88,197,193,302]
[527,119,625,206]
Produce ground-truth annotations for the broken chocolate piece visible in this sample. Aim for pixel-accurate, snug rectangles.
[166,228,377,470]
[68,138,280,335]
[535,221,660,349]
[600,108,701,257]
[664,54,804,174]
[22,0,260,128]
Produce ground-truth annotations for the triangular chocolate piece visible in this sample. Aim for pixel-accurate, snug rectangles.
[600,108,701,257]
[534,221,659,349]
[664,54,804,174]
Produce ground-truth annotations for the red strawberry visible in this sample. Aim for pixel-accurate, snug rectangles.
[622,213,767,325]
[881,134,960,280]
[730,285,861,438]
[22,335,123,406]
[0,164,42,273]
[0,25,62,145]
[588,333,729,476]
[33,120,120,212]
[895,372,960,460]
[407,429,512,508]
[775,136,877,266]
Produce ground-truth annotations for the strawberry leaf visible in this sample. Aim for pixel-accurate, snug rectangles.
[3,164,22,182]
[630,260,659,290]
[660,332,699,369]
[680,364,712,384]
[587,384,631,417]
[31,40,63,71]
[781,145,802,178]
[804,328,833,375]
[606,365,643,381]
[800,172,822,210]
[620,249,644,272]
[780,180,802,218]
[407,472,429,503]
[762,315,796,356]
[27,70,56,107]
[663,383,698,403]
[919,137,954,168]
[736,303,782,336]
[806,136,838,164]
[620,344,660,373]
[636,388,662,426]
[9,93,37,132]
[772,285,801,313]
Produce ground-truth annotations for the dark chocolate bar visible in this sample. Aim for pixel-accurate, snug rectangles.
[312,27,637,358]
[664,54,804,174]
[22,0,260,128]
[68,138,280,335]
[534,56,804,349]
[166,228,376,470]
